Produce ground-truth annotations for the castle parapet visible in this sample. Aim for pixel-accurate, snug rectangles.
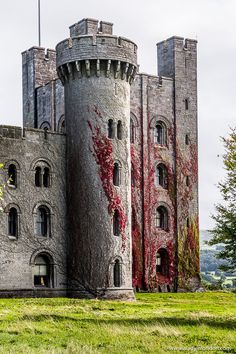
[56,20,137,84]
[69,18,113,36]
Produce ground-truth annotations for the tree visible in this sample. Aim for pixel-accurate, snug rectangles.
[208,128,236,271]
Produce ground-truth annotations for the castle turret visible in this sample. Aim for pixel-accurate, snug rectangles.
[157,37,200,291]
[56,18,137,299]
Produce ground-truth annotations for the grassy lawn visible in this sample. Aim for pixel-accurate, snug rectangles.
[0,292,235,353]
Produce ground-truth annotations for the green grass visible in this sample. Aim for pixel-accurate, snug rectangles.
[0,292,235,353]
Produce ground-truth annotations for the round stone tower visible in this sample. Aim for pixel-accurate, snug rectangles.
[56,18,137,299]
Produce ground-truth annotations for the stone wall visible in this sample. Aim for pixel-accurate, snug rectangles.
[0,127,67,295]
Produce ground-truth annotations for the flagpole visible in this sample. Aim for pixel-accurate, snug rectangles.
[38,0,41,47]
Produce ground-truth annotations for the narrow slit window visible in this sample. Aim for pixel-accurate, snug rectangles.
[114,259,121,287]
[108,119,114,139]
[35,167,41,187]
[113,210,120,236]
[186,176,190,187]
[43,167,50,188]
[117,120,122,140]
[185,98,189,110]
[8,208,18,237]
[185,134,189,145]
[113,163,121,186]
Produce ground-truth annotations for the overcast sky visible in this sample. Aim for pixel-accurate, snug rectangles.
[0,0,235,230]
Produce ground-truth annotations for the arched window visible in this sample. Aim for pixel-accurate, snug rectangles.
[113,162,121,186]
[130,118,135,143]
[113,210,120,236]
[154,121,167,145]
[155,164,168,188]
[35,167,41,187]
[114,259,121,287]
[117,120,122,140]
[43,167,50,187]
[156,249,169,276]
[36,206,50,237]
[156,206,168,230]
[108,119,114,139]
[8,164,17,188]
[33,254,52,287]
[39,121,51,130]
[8,208,18,237]
[34,161,51,188]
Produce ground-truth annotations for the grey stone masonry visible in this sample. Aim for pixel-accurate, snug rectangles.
[0,18,200,298]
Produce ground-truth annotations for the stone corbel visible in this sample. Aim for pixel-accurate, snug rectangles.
[85,60,90,77]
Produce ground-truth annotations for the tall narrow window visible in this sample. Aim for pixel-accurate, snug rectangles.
[8,208,18,237]
[185,98,189,110]
[156,249,169,276]
[35,167,41,187]
[34,254,52,287]
[36,207,49,237]
[154,121,167,145]
[114,259,121,287]
[108,119,114,139]
[186,217,190,229]
[113,210,120,236]
[185,134,189,145]
[113,163,121,186]
[186,176,190,187]
[117,120,122,140]
[156,206,168,230]
[43,167,50,187]
[156,164,168,188]
[8,164,17,188]
[130,118,135,143]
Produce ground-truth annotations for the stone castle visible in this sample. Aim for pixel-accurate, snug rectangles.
[0,18,200,299]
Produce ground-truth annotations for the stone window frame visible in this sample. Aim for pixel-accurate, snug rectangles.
[30,250,55,289]
[4,160,21,190]
[31,158,54,188]
[33,201,54,238]
[156,248,170,277]
[130,112,139,144]
[155,162,168,189]
[113,160,122,187]
[108,256,124,288]
[154,202,170,232]
[4,203,21,240]
[150,115,170,148]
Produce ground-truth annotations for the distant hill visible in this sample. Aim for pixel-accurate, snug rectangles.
[200,230,216,250]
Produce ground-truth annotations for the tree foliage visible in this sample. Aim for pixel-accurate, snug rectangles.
[208,128,236,271]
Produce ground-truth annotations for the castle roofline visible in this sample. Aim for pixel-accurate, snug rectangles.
[156,36,198,46]
[21,47,55,56]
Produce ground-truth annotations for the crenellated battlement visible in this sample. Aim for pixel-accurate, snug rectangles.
[0,125,65,140]
[70,18,113,36]
[22,47,56,62]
